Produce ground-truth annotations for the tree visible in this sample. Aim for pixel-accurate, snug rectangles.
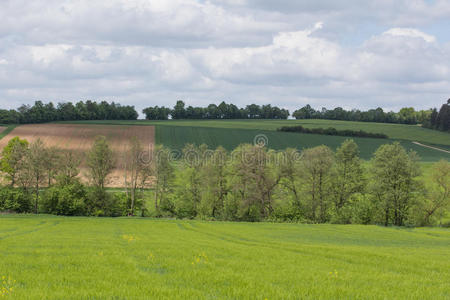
[43,146,59,186]
[419,160,450,226]
[203,146,229,218]
[331,139,365,222]
[278,148,302,212]
[0,137,29,186]
[370,143,420,226]
[124,137,152,216]
[25,139,48,213]
[153,145,175,215]
[230,144,280,220]
[87,136,115,189]
[300,145,334,223]
[56,151,82,186]
[172,100,186,119]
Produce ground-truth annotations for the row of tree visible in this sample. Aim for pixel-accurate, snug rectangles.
[292,105,432,125]
[278,125,388,139]
[1,137,448,226]
[0,136,149,216]
[0,101,138,124]
[143,101,290,120]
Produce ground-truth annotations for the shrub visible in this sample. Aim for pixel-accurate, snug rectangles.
[0,187,32,213]
[278,125,388,138]
[41,182,87,215]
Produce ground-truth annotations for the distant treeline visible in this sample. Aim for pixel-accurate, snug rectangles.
[278,125,388,139]
[0,101,138,124]
[292,104,432,125]
[143,100,290,120]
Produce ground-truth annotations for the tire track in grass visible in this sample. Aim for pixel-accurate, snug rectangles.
[0,220,60,241]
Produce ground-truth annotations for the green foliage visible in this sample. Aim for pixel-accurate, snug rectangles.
[144,100,289,120]
[41,182,87,215]
[0,137,29,186]
[278,125,388,138]
[86,136,115,189]
[0,100,138,124]
[370,143,421,226]
[0,188,32,213]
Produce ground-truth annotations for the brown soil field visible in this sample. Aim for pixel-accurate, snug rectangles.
[0,124,155,187]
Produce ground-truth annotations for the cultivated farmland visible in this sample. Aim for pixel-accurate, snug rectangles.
[0,124,154,187]
[0,215,449,299]
[57,119,450,161]
[63,119,450,146]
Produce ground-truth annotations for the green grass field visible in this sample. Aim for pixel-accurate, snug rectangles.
[0,216,449,299]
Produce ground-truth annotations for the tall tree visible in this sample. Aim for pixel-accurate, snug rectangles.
[331,139,365,222]
[371,143,420,226]
[87,136,115,189]
[0,137,29,186]
[124,137,152,216]
[420,160,450,226]
[153,145,175,214]
[300,145,334,223]
[25,139,48,213]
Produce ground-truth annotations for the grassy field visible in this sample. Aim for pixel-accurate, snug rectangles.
[0,216,449,299]
[61,119,450,147]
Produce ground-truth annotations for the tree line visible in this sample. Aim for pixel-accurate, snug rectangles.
[1,137,448,227]
[292,104,433,125]
[143,100,290,120]
[0,100,138,124]
[1,99,449,133]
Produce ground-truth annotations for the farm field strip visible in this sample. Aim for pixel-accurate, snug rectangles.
[155,126,450,161]
[0,124,155,187]
[60,119,450,147]
[0,216,449,299]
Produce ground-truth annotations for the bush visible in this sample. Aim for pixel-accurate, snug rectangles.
[0,187,32,213]
[41,182,87,215]
[278,125,388,139]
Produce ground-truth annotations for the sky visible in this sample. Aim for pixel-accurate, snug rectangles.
[1,0,450,115]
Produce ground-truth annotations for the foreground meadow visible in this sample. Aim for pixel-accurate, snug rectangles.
[0,216,449,299]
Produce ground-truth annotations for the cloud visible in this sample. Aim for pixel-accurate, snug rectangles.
[0,0,449,114]
[383,28,436,43]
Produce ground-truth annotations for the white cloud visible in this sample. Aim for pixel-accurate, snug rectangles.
[0,0,449,114]
[383,28,436,43]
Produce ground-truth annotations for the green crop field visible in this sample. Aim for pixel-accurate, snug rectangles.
[0,216,449,299]
[154,126,450,161]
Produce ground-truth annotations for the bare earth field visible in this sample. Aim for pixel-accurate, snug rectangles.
[0,124,155,187]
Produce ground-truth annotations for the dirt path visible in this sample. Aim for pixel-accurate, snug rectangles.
[412,141,450,154]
